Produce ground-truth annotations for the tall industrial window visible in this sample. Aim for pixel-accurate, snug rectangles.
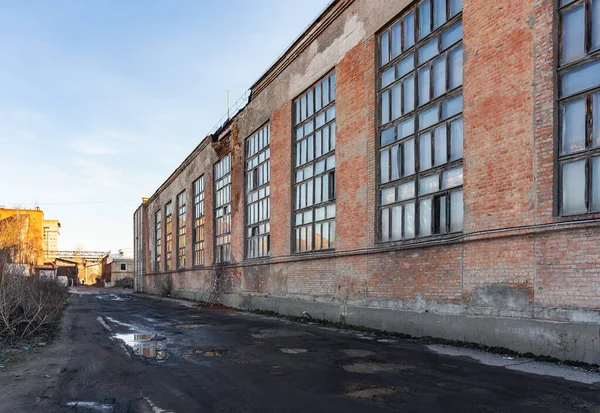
[176,191,186,269]
[154,210,161,272]
[377,0,464,242]
[293,72,337,252]
[165,201,173,270]
[192,176,205,266]
[214,154,232,263]
[246,123,271,258]
[557,0,600,215]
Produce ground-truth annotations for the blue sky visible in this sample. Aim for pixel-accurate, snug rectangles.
[0,0,329,252]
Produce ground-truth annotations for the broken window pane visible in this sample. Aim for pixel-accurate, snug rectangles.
[435,195,447,234]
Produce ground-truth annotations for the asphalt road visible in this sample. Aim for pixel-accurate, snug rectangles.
[1,288,599,413]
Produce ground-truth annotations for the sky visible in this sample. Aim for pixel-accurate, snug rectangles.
[0,0,329,252]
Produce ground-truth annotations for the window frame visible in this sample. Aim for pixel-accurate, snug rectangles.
[192,176,205,267]
[245,122,271,259]
[556,0,600,216]
[176,190,187,269]
[214,154,232,264]
[164,201,173,271]
[291,70,337,254]
[376,0,464,244]
[154,210,161,272]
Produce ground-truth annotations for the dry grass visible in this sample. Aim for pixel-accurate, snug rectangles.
[0,271,69,345]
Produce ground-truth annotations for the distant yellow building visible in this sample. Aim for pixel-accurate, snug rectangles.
[0,208,60,267]
[0,207,45,266]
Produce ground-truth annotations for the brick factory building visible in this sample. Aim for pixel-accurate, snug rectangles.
[133,0,600,363]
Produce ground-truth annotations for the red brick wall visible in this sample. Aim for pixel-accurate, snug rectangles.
[463,0,536,232]
[137,0,600,318]
[536,227,600,308]
[336,38,376,251]
[269,102,293,257]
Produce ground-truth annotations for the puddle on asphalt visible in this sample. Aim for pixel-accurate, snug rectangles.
[115,333,167,360]
[96,294,124,301]
[66,401,113,411]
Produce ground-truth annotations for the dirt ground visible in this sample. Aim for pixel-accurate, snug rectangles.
[0,287,599,412]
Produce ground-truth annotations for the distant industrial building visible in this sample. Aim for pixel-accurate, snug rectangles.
[101,249,134,287]
[43,219,61,252]
[134,0,600,364]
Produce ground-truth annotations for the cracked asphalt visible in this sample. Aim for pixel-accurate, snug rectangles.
[0,287,599,412]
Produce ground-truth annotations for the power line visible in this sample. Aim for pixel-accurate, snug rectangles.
[3,200,140,206]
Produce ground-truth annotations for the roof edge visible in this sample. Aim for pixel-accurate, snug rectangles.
[250,0,353,98]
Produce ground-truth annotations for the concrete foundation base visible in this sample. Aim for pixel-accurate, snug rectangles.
[220,293,600,365]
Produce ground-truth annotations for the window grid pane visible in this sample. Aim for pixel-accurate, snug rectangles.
[176,191,187,269]
[193,176,205,266]
[377,1,463,242]
[558,0,600,216]
[154,210,161,272]
[165,202,173,270]
[246,124,271,259]
[293,72,336,253]
[214,155,232,263]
